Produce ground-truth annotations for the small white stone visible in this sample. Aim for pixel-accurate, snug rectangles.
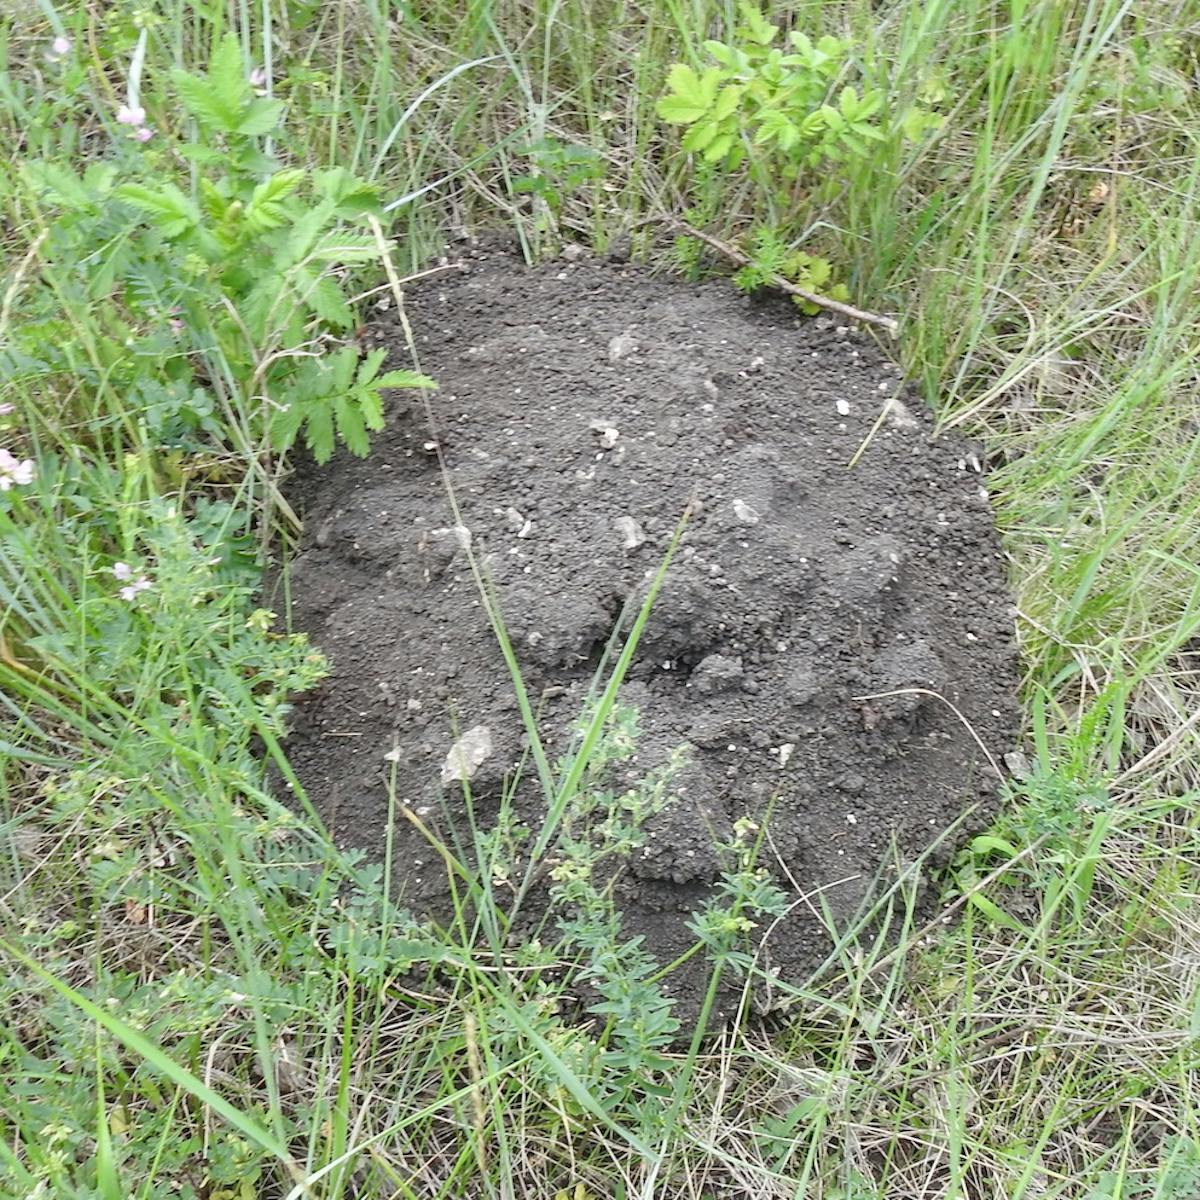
[588,419,620,448]
[732,498,760,525]
[440,726,493,785]
[836,399,851,416]
[885,399,920,431]
[608,332,638,362]
[614,515,646,549]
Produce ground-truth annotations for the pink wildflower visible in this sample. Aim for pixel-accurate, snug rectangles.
[0,404,14,416]
[118,577,153,602]
[249,66,268,89]
[45,35,72,62]
[116,104,146,127]
[133,126,155,143]
[111,562,135,582]
[0,448,35,491]
[168,318,185,334]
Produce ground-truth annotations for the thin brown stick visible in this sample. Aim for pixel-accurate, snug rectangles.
[666,218,899,334]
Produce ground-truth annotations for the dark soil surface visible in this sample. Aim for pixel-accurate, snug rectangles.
[279,242,1020,1018]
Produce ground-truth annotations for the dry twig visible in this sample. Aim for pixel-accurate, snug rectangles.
[664,218,900,334]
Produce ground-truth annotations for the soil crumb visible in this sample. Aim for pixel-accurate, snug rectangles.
[280,244,1020,1018]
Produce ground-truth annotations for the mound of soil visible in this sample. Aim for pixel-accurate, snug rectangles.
[279,243,1020,1016]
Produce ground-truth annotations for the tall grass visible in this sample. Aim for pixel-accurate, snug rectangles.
[2,1,1199,1196]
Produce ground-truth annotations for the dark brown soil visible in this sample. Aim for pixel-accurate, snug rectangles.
[277,243,1020,1017]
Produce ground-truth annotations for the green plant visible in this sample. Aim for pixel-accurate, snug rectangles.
[14,33,432,468]
[656,4,883,183]
[512,136,606,239]
[731,224,851,314]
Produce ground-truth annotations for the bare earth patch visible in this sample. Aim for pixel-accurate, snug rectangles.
[279,244,1021,1016]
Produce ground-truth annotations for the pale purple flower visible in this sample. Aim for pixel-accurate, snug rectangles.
[45,35,72,62]
[118,577,153,602]
[116,104,146,127]
[0,404,14,416]
[249,66,268,88]
[168,318,185,334]
[111,562,134,582]
[133,126,155,143]
[0,448,35,491]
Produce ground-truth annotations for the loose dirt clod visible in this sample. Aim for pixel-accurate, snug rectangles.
[279,244,1021,1019]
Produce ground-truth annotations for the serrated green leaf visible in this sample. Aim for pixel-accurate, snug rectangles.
[789,31,814,57]
[172,69,238,134]
[357,385,385,431]
[269,398,304,453]
[753,110,792,145]
[175,143,224,167]
[375,370,437,390]
[307,276,354,329]
[657,95,711,124]
[712,85,742,121]
[839,86,859,119]
[356,348,387,387]
[198,177,230,223]
[245,172,299,234]
[702,132,735,162]
[304,403,335,464]
[308,232,379,264]
[659,63,721,124]
[116,182,200,238]
[83,162,118,196]
[664,64,706,107]
[279,199,338,268]
[737,2,778,45]
[330,346,357,392]
[237,97,284,136]
[334,394,370,456]
[209,33,248,114]
[250,169,303,210]
[703,40,736,67]
[858,89,884,117]
[682,120,719,153]
[22,161,91,209]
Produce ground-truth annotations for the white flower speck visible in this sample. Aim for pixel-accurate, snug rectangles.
[0,448,35,491]
[118,578,153,601]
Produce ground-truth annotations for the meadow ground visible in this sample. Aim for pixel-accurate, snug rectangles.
[1,2,1199,1197]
